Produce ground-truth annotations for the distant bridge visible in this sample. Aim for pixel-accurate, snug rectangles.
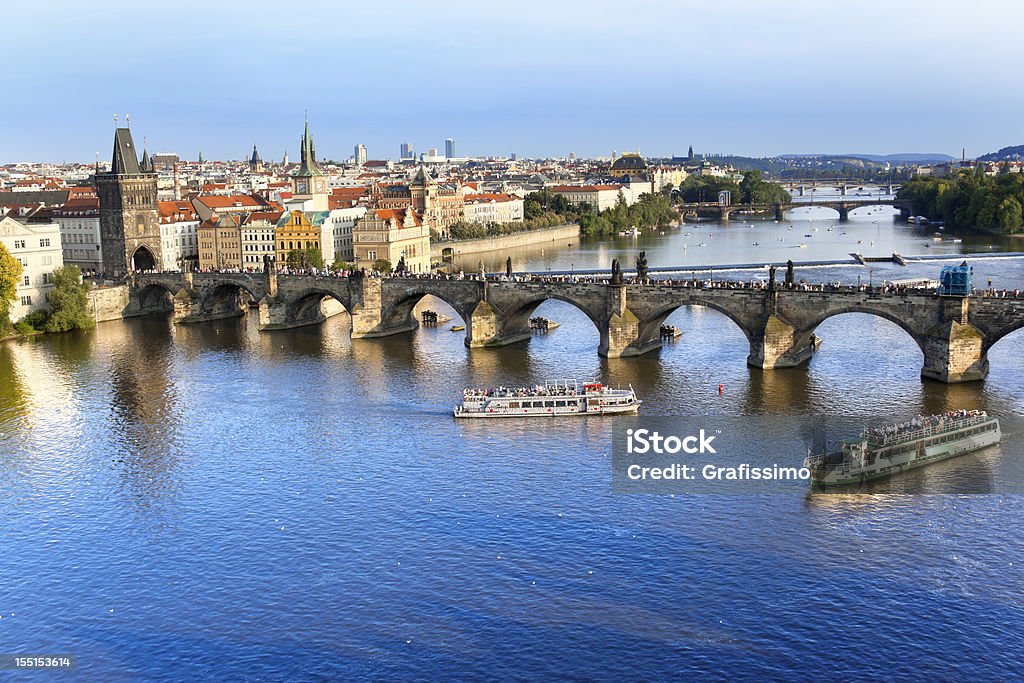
[776,178,902,196]
[124,266,1024,384]
[681,199,909,221]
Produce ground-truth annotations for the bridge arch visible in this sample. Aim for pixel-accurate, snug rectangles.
[286,287,353,326]
[199,281,262,318]
[804,305,925,353]
[379,287,476,332]
[983,318,1024,354]
[137,282,176,314]
[499,292,604,336]
[639,297,755,347]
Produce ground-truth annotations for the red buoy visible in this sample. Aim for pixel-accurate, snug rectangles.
[718,384,724,394]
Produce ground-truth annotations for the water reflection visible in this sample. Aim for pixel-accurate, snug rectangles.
[104,317,183,514]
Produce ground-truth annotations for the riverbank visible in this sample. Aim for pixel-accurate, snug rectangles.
[432,224,579,262]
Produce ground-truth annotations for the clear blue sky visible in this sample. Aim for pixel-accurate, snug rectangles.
[4,0,1021,162]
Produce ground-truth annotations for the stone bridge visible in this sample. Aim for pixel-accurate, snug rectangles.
[683,199,907,221]
[130,269,1024,384]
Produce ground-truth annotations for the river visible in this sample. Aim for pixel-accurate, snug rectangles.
[2,202,1023,679]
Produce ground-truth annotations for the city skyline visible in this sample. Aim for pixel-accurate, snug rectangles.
[3,0,1023,162]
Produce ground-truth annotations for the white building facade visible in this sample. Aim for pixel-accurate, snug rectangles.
[0,216,65,321]
[328,206,366,262]
[240,212,281,270]
[158,201,200,271]
[52,198,102,273]
[462,193,524,224]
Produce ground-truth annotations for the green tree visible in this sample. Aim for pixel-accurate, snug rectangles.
[44,265,94,333]
[305,248,324,269]
[997,196,1023,232]
[0,243,21,332]
[372,258,392,273]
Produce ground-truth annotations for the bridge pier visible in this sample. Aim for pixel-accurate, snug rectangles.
[599,285,659,358]
[774,204,785,221]
[921,299,988,382]
[746,313,815,369]
[837,205,850,221]
[465,300,532,348]
[348,276,418,339]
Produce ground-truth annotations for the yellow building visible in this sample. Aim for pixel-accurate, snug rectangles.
[353,208,430,273]
[275,210,329,266]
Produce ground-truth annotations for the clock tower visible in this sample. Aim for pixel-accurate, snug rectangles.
[290,117,328,211]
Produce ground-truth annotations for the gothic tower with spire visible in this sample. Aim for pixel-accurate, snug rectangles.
[96,125,162,276]
[290,117,327,210]
[249,144,263,173]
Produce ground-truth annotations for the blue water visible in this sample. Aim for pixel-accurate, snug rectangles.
[2,214,1024,679]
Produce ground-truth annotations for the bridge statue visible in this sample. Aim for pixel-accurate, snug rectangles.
[610,259,624,286]
[396,255,406,275]
[768,265,777,292]
[636,251,649,283]
[506,257,513,278]
[785,260,795,288]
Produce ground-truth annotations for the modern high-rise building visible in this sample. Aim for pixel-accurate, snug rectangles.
[400,142,414,160]
[445,138,456,158]
[354,143,368,165]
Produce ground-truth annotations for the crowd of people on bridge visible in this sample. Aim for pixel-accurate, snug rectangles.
[125,264,1023,299]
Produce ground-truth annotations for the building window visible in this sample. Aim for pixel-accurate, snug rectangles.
[14,240,25,249]
[20,295,32,306]
[41,255,52,266]
[23,275,30,286]
[42,273,50,285]
[40,238,50,247]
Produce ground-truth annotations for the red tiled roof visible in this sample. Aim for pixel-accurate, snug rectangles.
[158,200,199,222]
[194,194,267,209]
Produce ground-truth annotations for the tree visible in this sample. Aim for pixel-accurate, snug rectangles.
[997,196,1023,232]
[0,243,21,331]
[44,265,94,333]
[372,258,392,273]
[305,248,324,269]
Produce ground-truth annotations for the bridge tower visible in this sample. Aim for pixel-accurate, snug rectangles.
[96,125,162,277]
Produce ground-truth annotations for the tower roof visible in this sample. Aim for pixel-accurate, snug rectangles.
[251,144,261,163]
[140,146,151,172]
[110,128,142,175]
[411,165,433,186]
[293,118,322,178]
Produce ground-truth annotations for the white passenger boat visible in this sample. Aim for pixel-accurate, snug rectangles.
[454,381,640,418]
[804,411,1000,486]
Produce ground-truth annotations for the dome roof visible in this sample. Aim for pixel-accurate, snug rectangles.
[610,153,647,171]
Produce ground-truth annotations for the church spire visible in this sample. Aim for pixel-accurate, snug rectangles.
[140,137,151,172]
[294,115,322,177]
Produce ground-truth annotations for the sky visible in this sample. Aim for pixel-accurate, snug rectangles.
[3,0,1022,162]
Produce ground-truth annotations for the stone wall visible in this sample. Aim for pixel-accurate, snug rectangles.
[87,285,136,322]
[431,224,580,261]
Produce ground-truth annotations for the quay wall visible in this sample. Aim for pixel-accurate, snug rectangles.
[431,224,580,260]
[87,285,137,323]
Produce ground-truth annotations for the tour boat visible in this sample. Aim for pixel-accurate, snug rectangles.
[454,381,641,418]
[804,411,1000,486]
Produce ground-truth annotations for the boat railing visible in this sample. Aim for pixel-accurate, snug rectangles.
[864,414,990,446]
